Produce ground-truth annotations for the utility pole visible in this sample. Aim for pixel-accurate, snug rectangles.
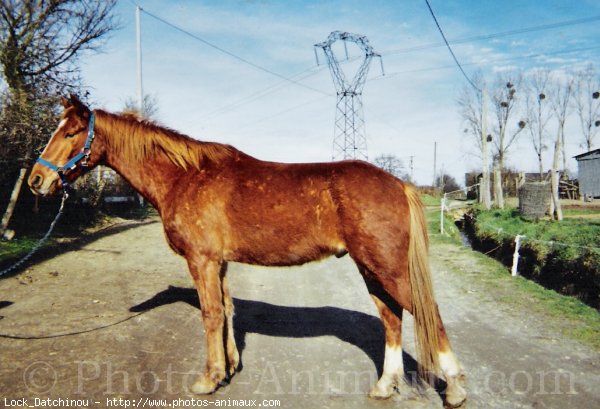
[136,5,144,115]
[409,155,414,183]
[135,5,145,207]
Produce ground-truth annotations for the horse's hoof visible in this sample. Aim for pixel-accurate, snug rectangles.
[192,380,218,395]
[191,372,225,395]
[444,398,467,409]
[191,381,217,395]
[368,380,394,400]
[444,384,467,408]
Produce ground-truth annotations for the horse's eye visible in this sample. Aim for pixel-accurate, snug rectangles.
[65,133,76,139]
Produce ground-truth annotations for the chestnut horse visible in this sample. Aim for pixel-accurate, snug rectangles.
[28,95,466,407]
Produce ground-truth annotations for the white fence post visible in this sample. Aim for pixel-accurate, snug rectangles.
[511,234,524,277]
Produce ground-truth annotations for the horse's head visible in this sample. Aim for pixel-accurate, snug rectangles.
[29,95,102,196]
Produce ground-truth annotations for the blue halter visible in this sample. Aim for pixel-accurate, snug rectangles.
[36,112,95,193]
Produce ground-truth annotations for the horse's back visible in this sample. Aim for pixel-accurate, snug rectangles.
[221,158,411,267]
[222,158,345,265]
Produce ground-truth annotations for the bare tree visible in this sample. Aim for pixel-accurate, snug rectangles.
[555,75,575,174]
[458,71,491,209]
[458,72,486,156]
[0,0,117,93]
[547,74,574,221]
[123,94,160,119]
[524,69,552,179]
[373,154,408,180]
[573,65,600,152]
[0,0,117,237]
[489,72,527,208]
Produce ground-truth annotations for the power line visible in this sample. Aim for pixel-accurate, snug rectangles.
[199,65,328,122]
[234,95,330,131]
[140,8,329,97]
[423,0,480,92]
[371,44,600,79]
[381,14,600,56]
[130,3,600,126]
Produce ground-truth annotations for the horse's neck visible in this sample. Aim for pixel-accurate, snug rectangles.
[98,121,186,211]
[106,150,181,211]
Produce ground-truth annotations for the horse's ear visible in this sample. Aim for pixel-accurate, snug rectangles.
[68,94,90,117]
[69,94,83,108]
[60,96,71,108]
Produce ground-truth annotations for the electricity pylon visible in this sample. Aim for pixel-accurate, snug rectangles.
[315,31,383,161]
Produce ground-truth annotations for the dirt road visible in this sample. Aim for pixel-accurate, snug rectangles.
[0,217,598,408]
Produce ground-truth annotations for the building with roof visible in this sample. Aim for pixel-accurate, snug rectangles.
[574,148,600,199]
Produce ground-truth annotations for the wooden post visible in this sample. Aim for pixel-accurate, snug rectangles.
[0,167,27,238]
[511,234,524,277]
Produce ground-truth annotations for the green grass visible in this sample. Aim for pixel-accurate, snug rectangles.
[426,208,461,242]
[429,229,600,351]
[0,237,43,262]
[474,207,600,256]
[512,274,600,350]
[562,208,600,217]
[419,193,442,207]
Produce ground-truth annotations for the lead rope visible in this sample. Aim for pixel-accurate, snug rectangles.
[0,190,152,340]
[0,192,68,278]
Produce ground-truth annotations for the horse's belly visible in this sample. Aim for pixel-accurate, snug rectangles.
[226,245,345,266]
[225,222,346,267]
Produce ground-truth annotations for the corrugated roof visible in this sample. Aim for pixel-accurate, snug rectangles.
[574,148,600,160]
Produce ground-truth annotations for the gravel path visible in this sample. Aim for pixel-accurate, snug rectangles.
[0,218,598,408]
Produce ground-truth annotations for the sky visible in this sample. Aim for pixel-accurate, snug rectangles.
[79,0,600,186]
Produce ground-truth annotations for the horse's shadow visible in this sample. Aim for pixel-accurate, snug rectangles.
[130,285,422,380]
[0,301,13,320]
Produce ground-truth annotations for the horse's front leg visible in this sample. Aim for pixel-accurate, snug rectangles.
[222,271,240,376]
[187,254,228,394]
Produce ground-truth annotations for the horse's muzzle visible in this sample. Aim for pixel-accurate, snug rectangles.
[28,169,59,197]
[30,174,43,190]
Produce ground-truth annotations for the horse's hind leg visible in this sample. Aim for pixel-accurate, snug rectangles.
[187,254,228,394]
[435,307,466,408]
[361,269,466,407]
[221,272,240,376]
[362,275,406,399]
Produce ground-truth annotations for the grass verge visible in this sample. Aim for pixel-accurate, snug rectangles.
[465,206,599,309]
[427,207,600,352]
[0,237,44,265]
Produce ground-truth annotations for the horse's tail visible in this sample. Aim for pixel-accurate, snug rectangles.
[405,184,440,377]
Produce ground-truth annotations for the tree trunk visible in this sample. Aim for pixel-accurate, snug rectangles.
[480,87,491,210]
[551,130,563,221]
[561,131,567,173]
[0,167,27,238]
[493,159,504,209]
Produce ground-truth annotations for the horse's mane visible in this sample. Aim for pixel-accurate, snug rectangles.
[96,110,233,169]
